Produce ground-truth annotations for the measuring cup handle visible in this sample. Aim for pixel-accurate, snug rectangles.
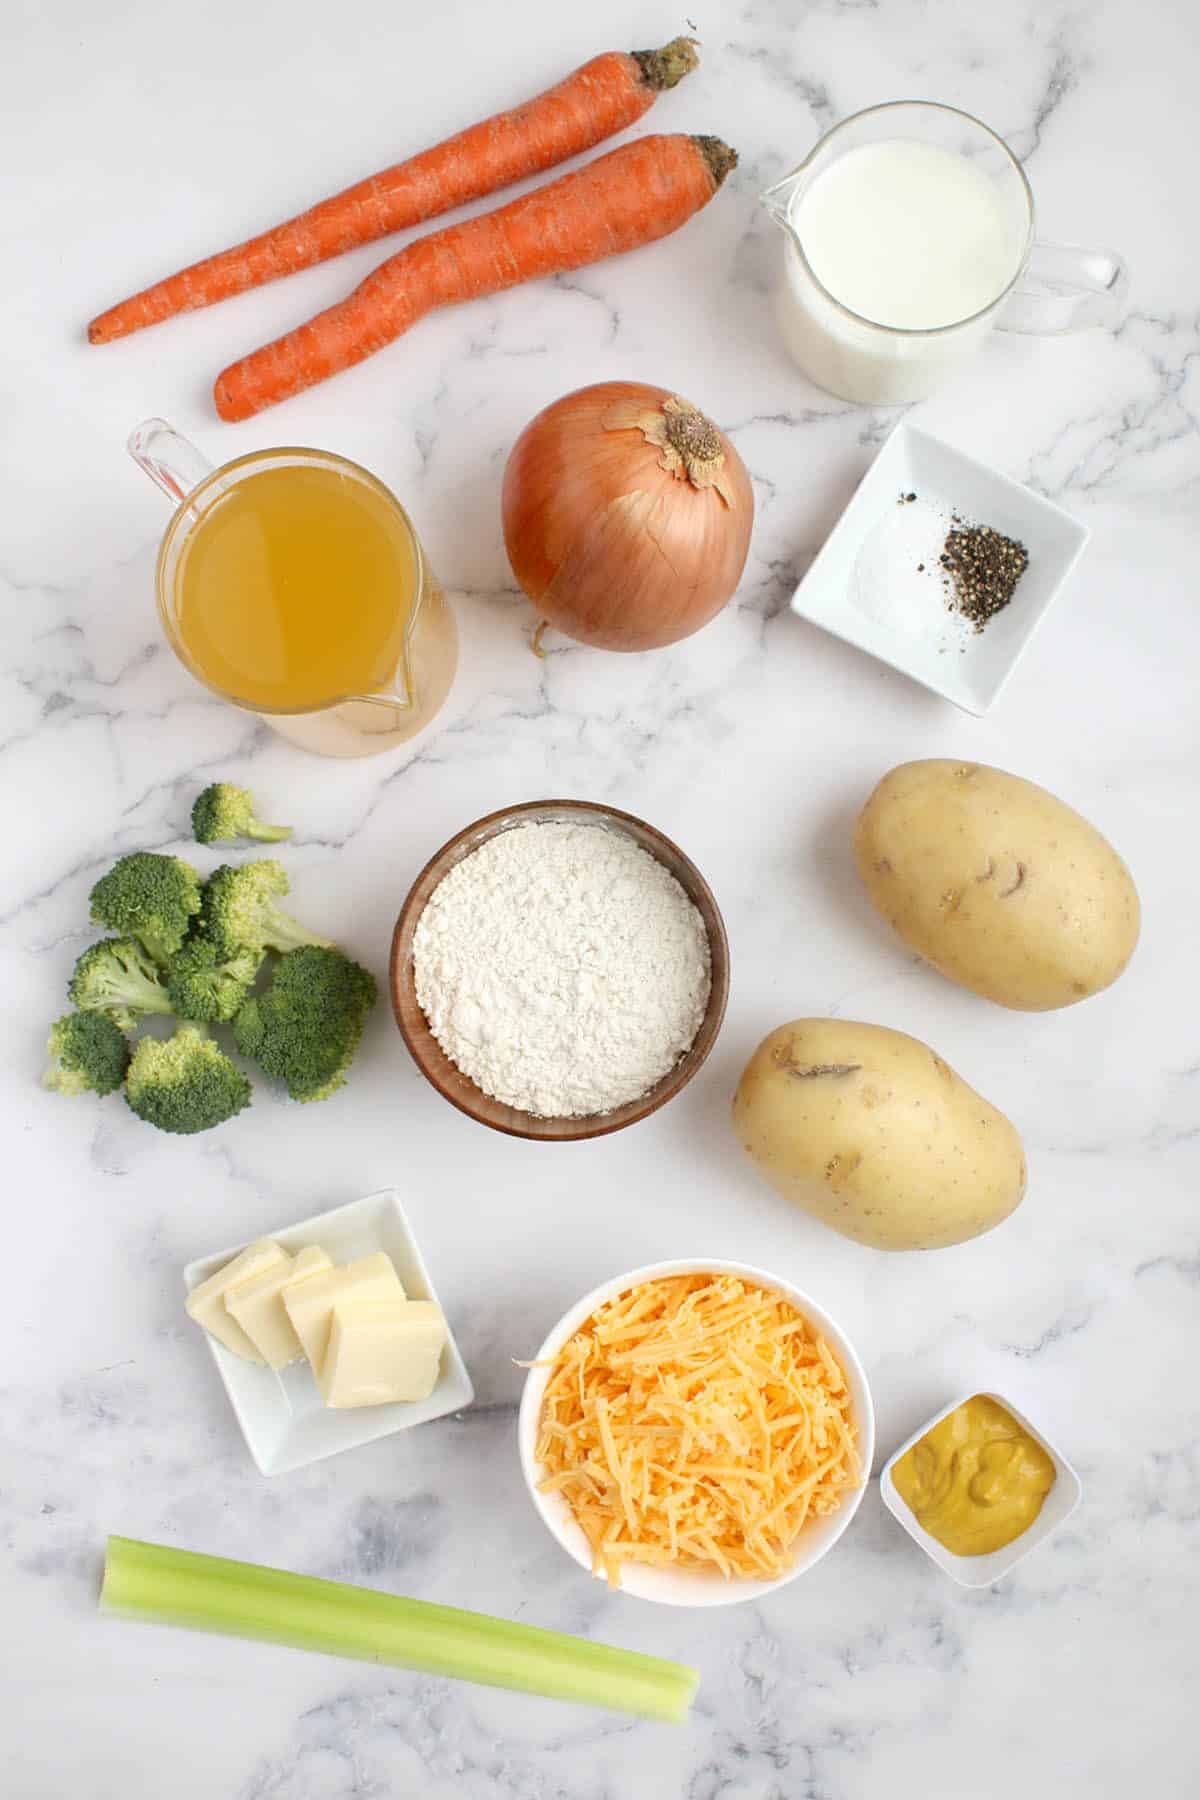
[128,418,214,505]
[996,241,1129,336]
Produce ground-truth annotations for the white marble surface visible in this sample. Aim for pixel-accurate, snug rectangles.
[4,0,1198,1793]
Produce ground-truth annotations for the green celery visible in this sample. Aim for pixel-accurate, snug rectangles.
[100,1536,698,1723]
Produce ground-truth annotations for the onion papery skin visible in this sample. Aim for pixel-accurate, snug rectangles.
[501,381,754,652]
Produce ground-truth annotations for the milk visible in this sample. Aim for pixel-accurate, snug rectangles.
[776,138,1025,404]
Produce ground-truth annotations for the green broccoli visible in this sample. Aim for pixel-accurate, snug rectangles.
[233,946,376,1103]
[200,860,332,963]
[69,937,174,1029]
[191,783,293,846]
[166,938,264,1024]
[44,1011,131,1097]
[124,1024,252,1134]
[89,852,202,964]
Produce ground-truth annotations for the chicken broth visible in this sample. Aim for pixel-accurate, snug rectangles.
[174,461,418,713]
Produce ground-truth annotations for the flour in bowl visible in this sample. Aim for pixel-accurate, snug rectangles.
[412,822,712,1117]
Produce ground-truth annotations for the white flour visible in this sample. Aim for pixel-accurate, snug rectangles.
[413,821,712,1118]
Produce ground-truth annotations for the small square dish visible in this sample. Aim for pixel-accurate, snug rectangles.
[790,425,1089,714]
[880,1390,1082,1587]
[183,1189,473,1476]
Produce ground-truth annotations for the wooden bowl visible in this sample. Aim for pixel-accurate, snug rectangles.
[389,800,730,1141]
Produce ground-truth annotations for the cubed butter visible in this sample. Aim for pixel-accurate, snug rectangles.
[185,1238,287,1363]
[320,1298,447,1409]
[225,1243,334,1370]
[281,1252,404,1376]
[290,1245,333,1282]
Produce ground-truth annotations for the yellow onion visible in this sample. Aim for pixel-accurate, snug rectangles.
[501,381,754,652]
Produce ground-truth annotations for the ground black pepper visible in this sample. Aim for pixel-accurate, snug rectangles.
[939,523,1029,630]
[897,489,1030,635]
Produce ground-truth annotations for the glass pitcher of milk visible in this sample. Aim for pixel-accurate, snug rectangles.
[761,101,1127,405]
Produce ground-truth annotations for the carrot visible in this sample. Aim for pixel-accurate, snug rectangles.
[87,38,699,345]
[213,135,737,421]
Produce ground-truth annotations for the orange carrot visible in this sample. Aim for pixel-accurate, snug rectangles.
[214,135,737,421]
[88,39,699,345]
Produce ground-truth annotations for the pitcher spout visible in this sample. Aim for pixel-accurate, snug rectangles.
[759,183,789,229]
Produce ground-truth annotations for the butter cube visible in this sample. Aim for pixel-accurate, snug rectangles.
[225,1243,334,1370]
[320,1298,447,1409]
[290,1245,333,1283]
[185,1238,287,1363]
[281,1252,404,1376]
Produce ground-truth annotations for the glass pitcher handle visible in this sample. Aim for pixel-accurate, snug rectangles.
[128,418,214,506]
[997,242,1129,336]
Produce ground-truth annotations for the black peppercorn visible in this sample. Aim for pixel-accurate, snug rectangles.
[940,523,1028,630]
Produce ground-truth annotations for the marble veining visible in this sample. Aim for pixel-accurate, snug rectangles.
[4,0,1198,1794]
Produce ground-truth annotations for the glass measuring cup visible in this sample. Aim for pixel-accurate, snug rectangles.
[760,101,1129,406]
[131,420,458,758]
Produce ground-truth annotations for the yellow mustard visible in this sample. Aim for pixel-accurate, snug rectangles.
[892,1395,1056,1556]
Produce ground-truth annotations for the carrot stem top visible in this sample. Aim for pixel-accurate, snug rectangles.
[632,37,700,91]
[694,136,738,187]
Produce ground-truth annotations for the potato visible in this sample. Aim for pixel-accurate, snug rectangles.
[855,759,1140,1011]
[732,1019,1026,1251]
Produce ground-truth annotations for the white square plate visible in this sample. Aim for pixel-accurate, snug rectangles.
[790,425,1089,714]
[880,1390,1082,1587]
[183,1189,474,1476]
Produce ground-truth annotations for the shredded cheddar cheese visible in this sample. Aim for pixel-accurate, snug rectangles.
[533,1274,860,1585]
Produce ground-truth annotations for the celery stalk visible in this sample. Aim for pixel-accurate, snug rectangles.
[100,1536,698,1723]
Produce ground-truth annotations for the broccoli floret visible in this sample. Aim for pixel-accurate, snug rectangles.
[89,852,202,964]
[233,946,376,1103]
[69,936,174,1029]
[200,861,332,963]
[44,1011,131,1097]
[192,783,293,846]
[166,938,264,1024]
[124,1024,252,1135]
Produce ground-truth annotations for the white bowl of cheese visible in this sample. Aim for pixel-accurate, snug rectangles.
[518,1259,874,1606]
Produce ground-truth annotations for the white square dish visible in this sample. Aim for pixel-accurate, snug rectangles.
[183,1189,474,1476]
[880,1390,1082,1587]
[789,425,1089,714]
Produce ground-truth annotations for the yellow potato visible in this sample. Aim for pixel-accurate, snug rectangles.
[855,760,1140,1011]
[732,1019,1026,1251]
